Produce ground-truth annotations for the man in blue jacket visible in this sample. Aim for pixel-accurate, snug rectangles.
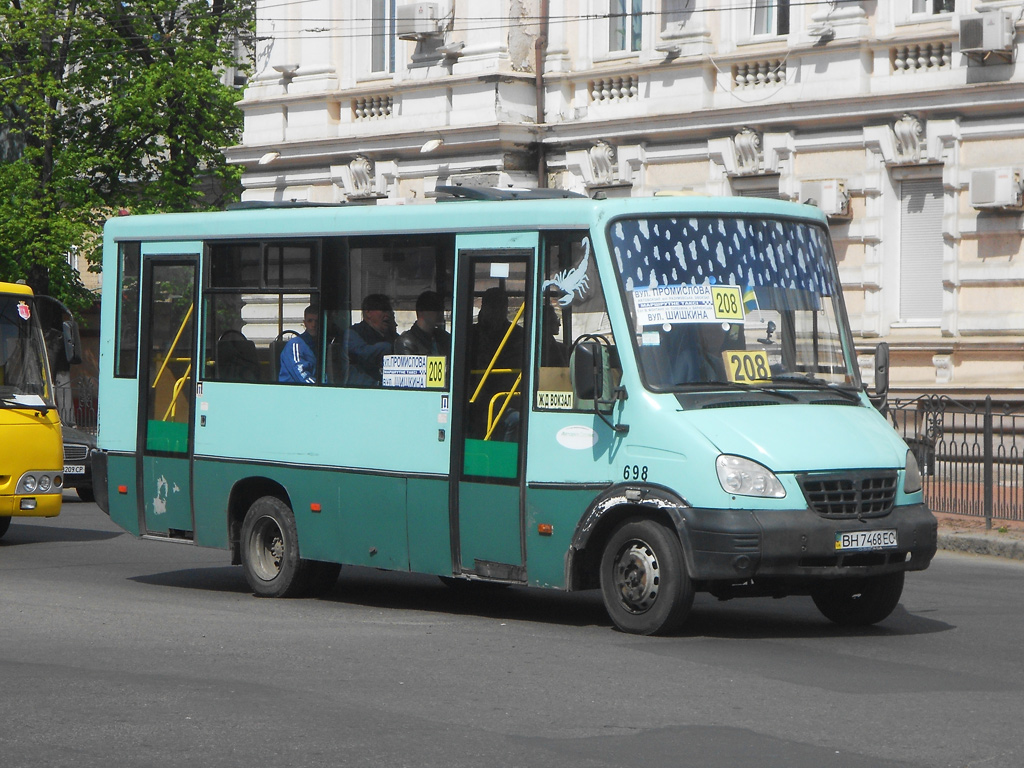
[279,305,318,384]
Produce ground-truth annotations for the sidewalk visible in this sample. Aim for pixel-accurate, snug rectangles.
[935,513,1024,561]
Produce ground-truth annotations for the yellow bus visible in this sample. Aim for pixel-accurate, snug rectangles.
[0,281,64,538]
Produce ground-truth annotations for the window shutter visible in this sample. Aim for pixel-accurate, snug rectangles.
[899,178,944,321]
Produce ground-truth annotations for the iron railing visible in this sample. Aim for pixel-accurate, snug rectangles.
[886,395,1024,528]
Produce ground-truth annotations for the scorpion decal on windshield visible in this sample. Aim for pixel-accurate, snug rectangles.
[541,237,590,307]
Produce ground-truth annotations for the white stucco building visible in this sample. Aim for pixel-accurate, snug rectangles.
[225,0,1024,395]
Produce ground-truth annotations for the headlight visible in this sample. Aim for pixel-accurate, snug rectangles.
[716,455,786,498]
[39,475,52,492]
[904,450,923,494]
[23,474,38,493]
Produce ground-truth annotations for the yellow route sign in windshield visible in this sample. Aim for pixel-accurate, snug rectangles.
[723,349,771,383]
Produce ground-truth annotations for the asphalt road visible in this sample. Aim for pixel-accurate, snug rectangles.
[2,497,1023,768]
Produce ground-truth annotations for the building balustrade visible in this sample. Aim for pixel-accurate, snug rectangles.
[588,75,638,104]
[732,60,787,89]
[352,95,393,121]
[890,42,953,74]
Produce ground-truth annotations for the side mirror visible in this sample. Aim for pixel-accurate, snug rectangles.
[62,320,82,365]
[874,341,889,399]
[871,341,889,415]
[571,340,605,405]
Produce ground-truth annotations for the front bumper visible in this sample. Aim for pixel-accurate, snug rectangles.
[0,493,62,518]
[675,503,937,583]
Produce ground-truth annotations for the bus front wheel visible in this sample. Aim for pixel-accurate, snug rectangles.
[0,516,10,539]
[811,571,905,626]
[599,518,694,636]
[240,496,313,598]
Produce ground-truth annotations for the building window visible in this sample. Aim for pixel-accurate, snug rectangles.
[661,0,692,32]
[753,0,790,36]
[898,178,944,323]
[371,0,397,74]
[609,0,643,52]
[732,175,782,199]
[912,0,955,14]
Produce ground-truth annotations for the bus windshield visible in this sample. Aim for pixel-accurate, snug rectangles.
[609,215,860,395]
[0,294,53,406]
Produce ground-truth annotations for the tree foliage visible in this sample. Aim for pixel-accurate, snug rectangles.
[0,0,254,309]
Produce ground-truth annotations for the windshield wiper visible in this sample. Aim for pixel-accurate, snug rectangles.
[680,381,800,402]
[0,393,53,413]
[768,375,862,402]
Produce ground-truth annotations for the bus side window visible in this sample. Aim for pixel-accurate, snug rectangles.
[332,234,454,390]
[535,231,616,412]
[202,240,317,384]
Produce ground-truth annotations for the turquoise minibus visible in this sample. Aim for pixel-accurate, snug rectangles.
[94,191,936,635]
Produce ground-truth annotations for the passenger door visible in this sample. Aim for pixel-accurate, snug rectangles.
[450,234,537,580]
[137,255,198,538]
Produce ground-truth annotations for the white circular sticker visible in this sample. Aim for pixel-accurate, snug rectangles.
[556,425,598,450]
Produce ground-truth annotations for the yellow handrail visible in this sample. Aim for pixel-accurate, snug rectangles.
[485,381,522,441]
[152,302,194,391]
[162,364,192,421]
[470,301,524,404]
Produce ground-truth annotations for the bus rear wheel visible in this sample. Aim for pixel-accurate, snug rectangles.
[599,518,694,636]
[240,496,313,598]
[811,571,905,626]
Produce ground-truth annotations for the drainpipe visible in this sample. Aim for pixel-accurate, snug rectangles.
[535,0,549,187]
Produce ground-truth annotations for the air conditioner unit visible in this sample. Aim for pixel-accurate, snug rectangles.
[396,3,442,40]
[959,10,1015,54]
[970,168,1023,209]
[802,179,851,219]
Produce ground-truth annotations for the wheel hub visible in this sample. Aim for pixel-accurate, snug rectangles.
[250,516,285,581]
[614,539,660,614]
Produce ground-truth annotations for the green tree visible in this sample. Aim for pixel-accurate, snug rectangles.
[0,0,253,309]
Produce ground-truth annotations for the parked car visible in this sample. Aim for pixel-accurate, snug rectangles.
[62,425,96,502]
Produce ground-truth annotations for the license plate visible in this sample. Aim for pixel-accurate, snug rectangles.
[63,464,86,475]
[835,529,898,551]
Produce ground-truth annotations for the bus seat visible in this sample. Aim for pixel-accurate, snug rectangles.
[216,330,260,382]
[326,339,349,386]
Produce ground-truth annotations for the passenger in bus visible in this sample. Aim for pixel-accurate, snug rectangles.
[394,290,451,356]
[470,287,523,440]
[541,302,568,368]
[278,305,319,384]
[345,293,398,386]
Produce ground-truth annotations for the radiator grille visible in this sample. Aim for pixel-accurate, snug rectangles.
[63,444,89,461]
[797,471,898,518]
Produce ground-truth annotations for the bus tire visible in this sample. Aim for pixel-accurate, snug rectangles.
[811,571,905,626]
[77,486,95,503]
[599,518,694,636]
[240,496,312,598]
[0,516,10,539]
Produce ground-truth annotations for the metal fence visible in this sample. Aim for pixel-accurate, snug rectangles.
[887,395,1024,527]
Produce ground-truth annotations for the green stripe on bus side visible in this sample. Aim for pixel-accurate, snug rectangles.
[190,460,451,575]
[106,454,140,536]
[525,487,599,589]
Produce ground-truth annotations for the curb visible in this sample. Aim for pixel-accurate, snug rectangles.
[937,531,1024,561]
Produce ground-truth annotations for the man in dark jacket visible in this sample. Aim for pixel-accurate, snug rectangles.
[345,293,397,386]
[395,290,450,356]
